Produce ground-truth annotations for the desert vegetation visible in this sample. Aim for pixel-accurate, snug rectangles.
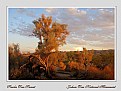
[9,14,114,80]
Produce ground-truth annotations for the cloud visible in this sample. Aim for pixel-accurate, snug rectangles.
[45,8,114,49]
[9,8,115,50]
[68,38,87,45]
[9,8,37,37]
[67,8,87,16]
[45,8,57,13]
[9,23,34,36]
[17,8,36,17]
[89,41,114,49]
[91,9,114,28]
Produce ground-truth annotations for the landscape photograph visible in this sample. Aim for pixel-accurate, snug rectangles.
[8,8,115,80]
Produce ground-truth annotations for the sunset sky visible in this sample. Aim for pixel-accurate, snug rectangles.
[8,8,115,52]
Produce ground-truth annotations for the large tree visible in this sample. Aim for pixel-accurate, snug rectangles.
[32,14,69,75]
[33,14,69,54]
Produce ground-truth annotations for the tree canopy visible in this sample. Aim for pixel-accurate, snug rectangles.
[33,14,69,54]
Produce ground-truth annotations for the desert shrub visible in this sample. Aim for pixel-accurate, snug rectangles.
[67,48,94,71]
[88,66,101,73]
[87,64,114,80]
[92,50,114,70]
[58,61,66,71]
[101,64,114,80]
[68,61,79,71]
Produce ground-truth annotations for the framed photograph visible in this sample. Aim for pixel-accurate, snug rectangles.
[7,7,116,81]
[0,0,120,91]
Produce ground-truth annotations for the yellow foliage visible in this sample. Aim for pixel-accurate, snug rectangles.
[58,62,66,71]
[33,14,69,53]
[68,61,79,70]
[102,64,114,79]
[67,48,94,71]
[88,66,101,72]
